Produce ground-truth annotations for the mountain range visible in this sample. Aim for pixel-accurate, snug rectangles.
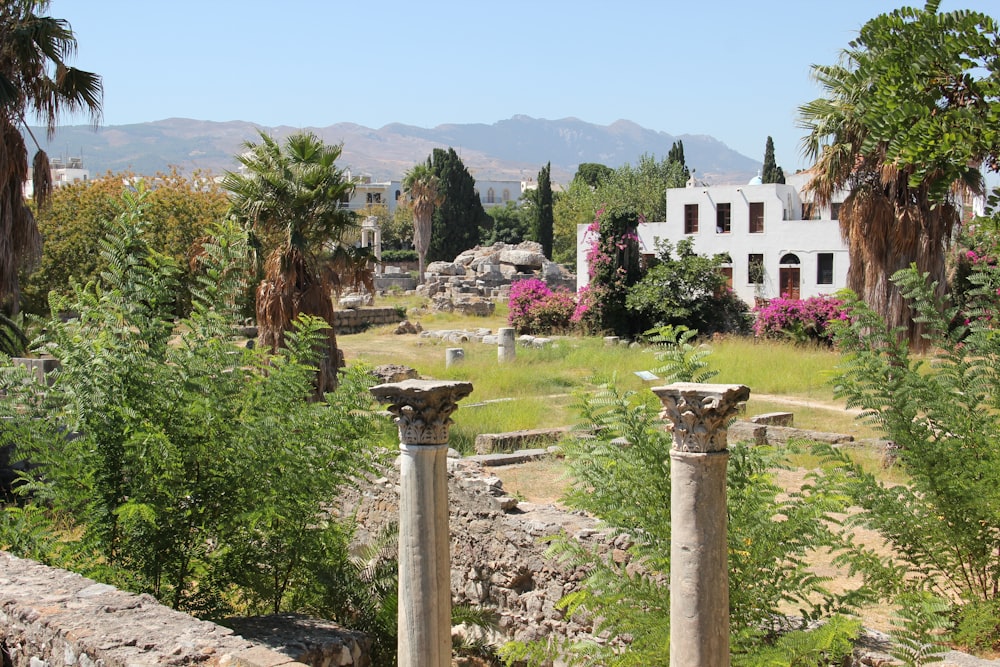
[27,115,764,186]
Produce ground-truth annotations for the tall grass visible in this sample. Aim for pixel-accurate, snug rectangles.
[343,295,862,439]
[707,337,842,399]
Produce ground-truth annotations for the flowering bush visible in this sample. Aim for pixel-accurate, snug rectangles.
[582,207,645,336]
[508,278,577,334]
[753,294,847,346]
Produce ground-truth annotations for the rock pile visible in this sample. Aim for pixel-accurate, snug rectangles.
[417,241,575,314]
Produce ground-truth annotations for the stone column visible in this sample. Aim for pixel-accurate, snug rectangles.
[498,327,516,363]
[370,379,474,667]
[445,347,464,368]
[652,382,749,667]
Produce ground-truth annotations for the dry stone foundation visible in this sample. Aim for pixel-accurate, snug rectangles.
[0,552,370,667]
[339,454,618,649]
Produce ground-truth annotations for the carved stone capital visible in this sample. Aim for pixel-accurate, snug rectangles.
[370,379,474,446]
[652,382,750,453]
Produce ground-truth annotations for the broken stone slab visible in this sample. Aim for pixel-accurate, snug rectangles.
[425,261,463,276]
[729,420,854,446]
[474,428,570,455]
[498,249,545,269]
[750,412,794,426]
[466,448,552,465]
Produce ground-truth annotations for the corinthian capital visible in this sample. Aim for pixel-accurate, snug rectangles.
[652,382,750,453]
[370,379,474,446]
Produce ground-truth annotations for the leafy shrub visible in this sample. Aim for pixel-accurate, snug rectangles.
[626,238,751,336]
[824,257,1000,650]
[507,277,576,335]
[753,294,846,345]
[501,380,880,666]
[581,206,644,336]
[0,185,386,617]
[381,249,418,262]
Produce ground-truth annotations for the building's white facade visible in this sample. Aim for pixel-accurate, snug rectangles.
[576,172,851,305]
[342,174,404,216]
[342,176,530,214]
[23,157,89,199]
[474,179,521,209]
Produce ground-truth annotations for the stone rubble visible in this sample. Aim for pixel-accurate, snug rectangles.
[415,241,575,316]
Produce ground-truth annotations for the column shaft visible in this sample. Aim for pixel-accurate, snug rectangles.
[398,444,451,667]
[670,450,730,667]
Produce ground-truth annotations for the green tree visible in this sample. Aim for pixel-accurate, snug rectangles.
[222,131,357,393]
[383,200,415,250]
[0,0,102,313]
[402,161,442,282]
[798,2,1000,348]
[667,140,691,183]
[761,136,785,184]
[533,162,554,258]
[22,169,230,316]
[626,238,750,335]
[557,153,691,274]
[597,153,688,223]
[428,147,489,262]
[552,177,599,268]
[574,162,612,188]
[0,188,382,615]
[483,201,530,246]
[584,206,644,336]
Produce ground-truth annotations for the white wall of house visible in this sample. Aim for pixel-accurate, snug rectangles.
[474,179,521,208]
[23,158,89,199]
[576,173,851,305]
[346,177,403,216]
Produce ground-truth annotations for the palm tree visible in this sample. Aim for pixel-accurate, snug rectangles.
[0,0,102,314]
[402,162,443,284]
[798,3,997,349]
[222,131,357,394]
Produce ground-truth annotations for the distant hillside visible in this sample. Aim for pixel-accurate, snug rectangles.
[25,116,761,186]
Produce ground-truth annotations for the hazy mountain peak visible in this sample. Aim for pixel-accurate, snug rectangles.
[29,116,760,185]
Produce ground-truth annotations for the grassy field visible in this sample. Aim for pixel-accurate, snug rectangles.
[338,296,874,446]
[342,296,904,632]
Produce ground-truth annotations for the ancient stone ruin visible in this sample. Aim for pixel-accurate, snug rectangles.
[417,241,575,315]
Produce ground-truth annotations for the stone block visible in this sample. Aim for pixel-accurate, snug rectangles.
[750,412,794,426]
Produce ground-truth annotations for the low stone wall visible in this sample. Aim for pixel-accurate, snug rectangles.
[729,420,855,447]
[474,427,570,455]
[0,552,370,667]
[332,307,405,334]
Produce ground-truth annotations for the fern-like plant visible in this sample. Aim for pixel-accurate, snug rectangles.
[502,380,874,666]
[827,259,1000,613]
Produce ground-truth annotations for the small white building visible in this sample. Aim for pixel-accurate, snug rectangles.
[576,172,850,305]
[342,175,536,214]
[23,156,89,199]
[343,173,404,216]
[473,178,521,209]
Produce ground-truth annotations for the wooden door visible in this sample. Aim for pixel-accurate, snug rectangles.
[779,267,800,299]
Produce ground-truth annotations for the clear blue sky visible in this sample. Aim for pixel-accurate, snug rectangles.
[46,1,1000,174]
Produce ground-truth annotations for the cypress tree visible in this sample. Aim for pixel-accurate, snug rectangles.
[761,136,785,184]
[427,148,488,262]
[535,162,554,258]
[667,140,691,182]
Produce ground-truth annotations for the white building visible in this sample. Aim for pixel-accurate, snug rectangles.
[342,173,404,216]
[23,156,89,199]
[576,172,850,305]
[473,178,522,209]
[341,175,532,214]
